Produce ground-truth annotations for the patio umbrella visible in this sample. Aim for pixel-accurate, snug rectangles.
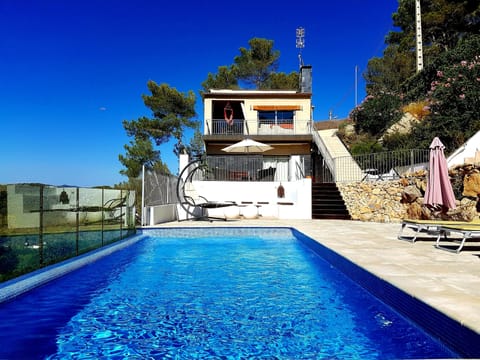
[423,137,456,211]
[221,138,273,153]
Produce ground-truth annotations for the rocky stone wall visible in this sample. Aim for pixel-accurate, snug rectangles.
[337,164,480,223]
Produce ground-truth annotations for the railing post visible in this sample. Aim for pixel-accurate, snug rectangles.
[119,189,123,239]
[410,149,414,173]
[76,187,79,256]
[333,157,337,183]
[39,184,44,266]
[141,164,145,227]
[206,120,211,135]
[101,188,104,246]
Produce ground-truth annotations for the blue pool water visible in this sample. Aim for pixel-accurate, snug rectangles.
[0,228,458,359]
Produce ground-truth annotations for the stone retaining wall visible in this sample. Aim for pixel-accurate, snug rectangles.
[337,164,480,223]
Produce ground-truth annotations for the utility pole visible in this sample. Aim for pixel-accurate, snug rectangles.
[354,65,358,108]
[415,0,424,72]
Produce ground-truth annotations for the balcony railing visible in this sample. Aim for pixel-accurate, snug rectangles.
[190,155,302,182]
[206,118,312,136]
[209,119,245,135]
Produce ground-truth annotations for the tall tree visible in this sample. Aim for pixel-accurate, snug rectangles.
[365,45,415,95]
[387,0,479,61]
[365,0,480,97]
[233,38,280,89]
[201,65,239,94]
[201,37,298,92]
[185,128,205,159]
[268,71,300,90]
[120,81,197,178]
[119,138,169,178]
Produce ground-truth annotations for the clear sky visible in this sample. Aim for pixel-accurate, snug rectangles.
[0,0,398,187]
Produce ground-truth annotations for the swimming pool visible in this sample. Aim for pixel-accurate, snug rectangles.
[0,227,461,359]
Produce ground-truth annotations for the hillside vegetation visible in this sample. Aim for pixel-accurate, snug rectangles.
[340,0,480,156]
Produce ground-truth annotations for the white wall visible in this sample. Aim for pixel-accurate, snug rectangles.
[147,204,178,224]
[194,178,312,220]
[447,130,480,168]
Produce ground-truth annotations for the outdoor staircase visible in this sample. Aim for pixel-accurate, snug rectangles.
[312,183,351,220]
[313,129,364,182]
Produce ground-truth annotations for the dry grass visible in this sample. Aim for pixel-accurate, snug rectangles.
[402,101,430,120]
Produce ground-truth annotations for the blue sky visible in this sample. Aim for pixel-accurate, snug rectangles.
[0,0,398,186]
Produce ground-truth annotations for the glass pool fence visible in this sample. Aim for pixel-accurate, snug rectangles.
[0,184,136,283]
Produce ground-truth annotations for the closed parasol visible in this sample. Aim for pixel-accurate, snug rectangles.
[423,137,456,211]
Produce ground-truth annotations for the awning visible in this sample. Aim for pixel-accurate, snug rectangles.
[252,105,301,111]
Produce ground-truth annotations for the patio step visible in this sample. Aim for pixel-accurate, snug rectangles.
[312,183,351,220]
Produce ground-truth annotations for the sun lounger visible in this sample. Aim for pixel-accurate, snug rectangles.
[397,219,480,243]
[435,224,480,253]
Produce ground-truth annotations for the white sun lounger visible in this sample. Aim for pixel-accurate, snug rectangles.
[397,219,476,243]
[435,224,480,253]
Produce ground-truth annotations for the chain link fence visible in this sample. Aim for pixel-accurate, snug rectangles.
[143,170,178,206]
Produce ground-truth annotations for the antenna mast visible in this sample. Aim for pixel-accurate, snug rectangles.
[296,27,305,68]
[415,0,424,72]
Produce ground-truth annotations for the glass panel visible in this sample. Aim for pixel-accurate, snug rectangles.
[43,232,77,266]
[0,185,137,284]
[103,188,125,229]
[277,111,294,124]
[258,111,275,125]
[0,184,42,281]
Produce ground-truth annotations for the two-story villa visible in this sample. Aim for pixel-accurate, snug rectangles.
[177,66,338,220]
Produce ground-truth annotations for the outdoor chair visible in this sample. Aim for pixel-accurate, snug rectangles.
[397,218,480,243]
[176,158,236,221]
[257,167,276,181]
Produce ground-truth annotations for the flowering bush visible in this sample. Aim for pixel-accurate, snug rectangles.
[350,92,402,137]
[425,56,480,149]
[430,57,480,104]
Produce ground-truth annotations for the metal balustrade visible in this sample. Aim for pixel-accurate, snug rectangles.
[316,149,430,183]
[210,119,245,135]
[196,155,293,182]
[206,118,312,136]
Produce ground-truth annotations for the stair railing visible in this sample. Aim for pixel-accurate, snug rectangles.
[311,128,336,182]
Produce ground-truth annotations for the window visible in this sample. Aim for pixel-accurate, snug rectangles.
[258,110,294,127]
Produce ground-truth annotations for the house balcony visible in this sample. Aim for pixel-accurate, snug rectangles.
[204,118,313,137]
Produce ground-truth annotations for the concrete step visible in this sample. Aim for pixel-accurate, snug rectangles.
[311,183,351,220]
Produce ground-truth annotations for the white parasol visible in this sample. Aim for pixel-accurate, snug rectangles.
[221,138,273,153]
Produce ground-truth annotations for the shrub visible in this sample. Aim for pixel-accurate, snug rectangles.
[423,56,480,152]
[350,93,402,137]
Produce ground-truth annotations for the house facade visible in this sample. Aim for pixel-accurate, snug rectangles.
[199,65,316,183]
[177,66,320,219]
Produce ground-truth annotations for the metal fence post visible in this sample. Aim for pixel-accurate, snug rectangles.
[141,164,145,226]
[76,187,79,256]
[101,188,104,246]
[39,184,44,266]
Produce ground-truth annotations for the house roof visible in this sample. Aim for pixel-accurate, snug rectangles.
[314,119,351,130]
[203,89,311,100]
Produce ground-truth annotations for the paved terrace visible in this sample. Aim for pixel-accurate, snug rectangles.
[157,219,480,336]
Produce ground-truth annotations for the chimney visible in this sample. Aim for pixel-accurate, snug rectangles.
[299,65,312,93]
